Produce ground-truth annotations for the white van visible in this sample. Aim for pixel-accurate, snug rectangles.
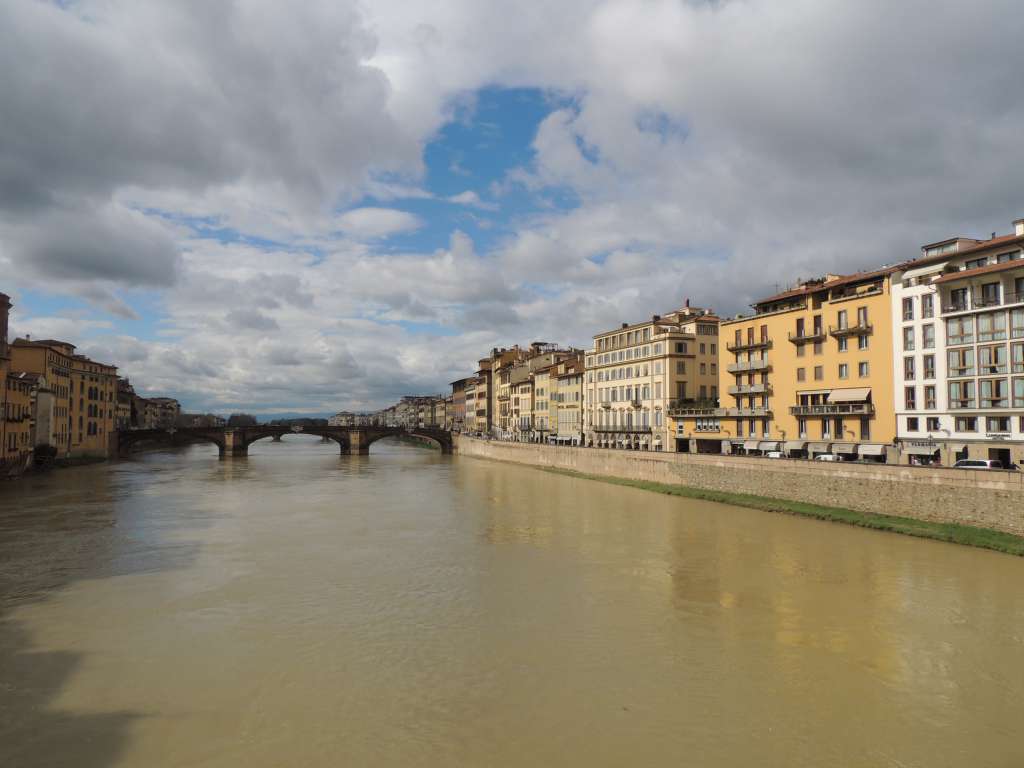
[953,459,1003,470]
[814,454,844,462]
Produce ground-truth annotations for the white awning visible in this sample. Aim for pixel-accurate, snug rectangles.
[858,444,887,456]
[784,441,807,451]
[758,441,780,451]
[807,441,831,453]
[827,387,871,403]
[743,440,761,450]
[902,262,947,281]
[832,442,857,453]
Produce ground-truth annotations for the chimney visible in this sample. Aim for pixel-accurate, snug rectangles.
[1015,218,1024,237]
[621,322,628,329]
[652,314,660,322]
[685,298,690,308]
[0,293,9,358]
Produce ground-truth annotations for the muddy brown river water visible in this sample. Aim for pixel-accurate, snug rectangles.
[1,437,1023,767]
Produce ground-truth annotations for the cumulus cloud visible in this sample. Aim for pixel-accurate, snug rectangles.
[6,0,1024,413]
[335,207,423,239]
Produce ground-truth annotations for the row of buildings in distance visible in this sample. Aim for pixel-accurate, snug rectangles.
[447,217,1024,468]
[1,293,186,475]
[328,395,452,430]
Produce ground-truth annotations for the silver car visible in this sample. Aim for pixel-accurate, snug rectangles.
[953,459,1004,470]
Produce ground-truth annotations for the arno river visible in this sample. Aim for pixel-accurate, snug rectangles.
[1,438,1023,767]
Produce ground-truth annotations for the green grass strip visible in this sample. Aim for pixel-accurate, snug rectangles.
[527,464,1024,557]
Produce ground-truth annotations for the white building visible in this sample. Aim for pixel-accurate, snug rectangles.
[891,218,1024,467]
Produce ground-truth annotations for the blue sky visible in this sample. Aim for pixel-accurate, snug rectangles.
[5,0,1023,415]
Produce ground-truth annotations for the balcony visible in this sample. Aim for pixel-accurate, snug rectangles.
[668,405,772,418]
[727,383,770,395]
[727,358,771,373]
[828,323,873,338]
[726,338,772,352]
[788,329,826,344]
[788,403,875,416]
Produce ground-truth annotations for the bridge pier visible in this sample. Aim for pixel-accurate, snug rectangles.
[347,429,370,455]
[222,429,248,457]
[272,434,282,442]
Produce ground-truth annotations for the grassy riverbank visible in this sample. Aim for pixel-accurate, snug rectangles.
[536,465,1024,557]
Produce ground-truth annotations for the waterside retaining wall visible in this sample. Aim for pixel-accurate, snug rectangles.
[455,436,1024,536]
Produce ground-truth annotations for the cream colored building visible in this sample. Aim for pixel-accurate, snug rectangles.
[585,304,720,451]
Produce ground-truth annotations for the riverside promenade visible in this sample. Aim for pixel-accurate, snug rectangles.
[455,436,1023,540]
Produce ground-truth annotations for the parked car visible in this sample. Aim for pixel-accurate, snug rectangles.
[814,454,845,462]
[953,459,1004,470]
[765,450,786,459]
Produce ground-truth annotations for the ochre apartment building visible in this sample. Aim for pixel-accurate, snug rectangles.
[672,270,897,460]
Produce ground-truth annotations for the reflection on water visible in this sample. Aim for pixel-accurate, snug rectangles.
[1,436,1023,767]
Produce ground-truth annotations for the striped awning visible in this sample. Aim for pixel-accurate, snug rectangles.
[807,441,831,453]
[743,440,760,450]
[758,441,780,451]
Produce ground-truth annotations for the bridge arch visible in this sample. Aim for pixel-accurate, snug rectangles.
[117,428,227,457]
[360,427,453,454]
[240,428,350,452]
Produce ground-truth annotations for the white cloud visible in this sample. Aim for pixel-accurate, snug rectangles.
[334,207,423,239]
[447,190,498,211]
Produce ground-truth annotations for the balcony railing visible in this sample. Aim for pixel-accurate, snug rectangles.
[788,329,826,344]
[727,359,770,373]
[788,403,875,416]
[726,339,772,352]
[668,405,772,418]
[727,383,770,395]
[828,323,873,338]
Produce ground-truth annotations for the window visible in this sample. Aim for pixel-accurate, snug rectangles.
[796,343,806,358]
[797,418,807,438]
[902,326,915,351]
[954,416,977,432]
[965,257,987,270]
[1014,343,1024,374]
[676,361,686,374]
[796,367,806,382]
[979,345,1007,375]
[948,380,975,409]
[813,366,823,381]
[977,312,1006,342]
[980,378,1008,408]
[858,361,869,377]
[904,386,916,410]
[1014,378,1024,407]
[839,363,848,378]
[986,416,1011,433]
[921,294,934,319]
[906,417,919,432]
[904,357,915,380]
[926,417,940,431]
[858,334,869,350]
[837,309,848,329]
[699,363,706,374]
[838,336,848,352]
[924,385,936,409]
[860,417,870,440]
[902,297,914,321]
[979,281,1001,307]
[699,343,705,354]
[857,306,868,326]
[946,316,974,346]
[1010,308,1024,338]
[922,324,935,349]
[923,354,935,379]
[948,348,975,377]
[813,341,823,355]
[676,342,687,353]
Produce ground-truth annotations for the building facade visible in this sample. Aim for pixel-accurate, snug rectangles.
[671,271,897,460]
[585,304,720,451]
[891,219,1024,467]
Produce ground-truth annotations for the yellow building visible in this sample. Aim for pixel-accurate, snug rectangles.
[11,339,117,458]
[671,270,897,461]
[69,354,117,457]
[4,371,34,471]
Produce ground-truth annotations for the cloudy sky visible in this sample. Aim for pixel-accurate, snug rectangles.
[2,0,1023,414]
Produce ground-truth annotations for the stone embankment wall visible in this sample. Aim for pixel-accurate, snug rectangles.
[455,436,1024,536]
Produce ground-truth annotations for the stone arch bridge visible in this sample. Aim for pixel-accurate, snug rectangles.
[115,425,453,458]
